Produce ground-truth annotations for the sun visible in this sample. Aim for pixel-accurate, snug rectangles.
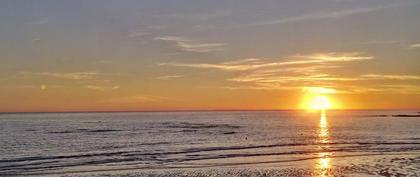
[301,87,340,110]
[308,95,332,110]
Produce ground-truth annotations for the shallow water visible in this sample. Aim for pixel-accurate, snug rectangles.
[1,110,420,176]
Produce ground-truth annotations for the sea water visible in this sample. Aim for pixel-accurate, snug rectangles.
[1,110,420,176]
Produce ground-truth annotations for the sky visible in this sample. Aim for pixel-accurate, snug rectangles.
[0,0,419,112]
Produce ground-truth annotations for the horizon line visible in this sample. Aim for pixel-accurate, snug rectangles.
[1,108,419,114]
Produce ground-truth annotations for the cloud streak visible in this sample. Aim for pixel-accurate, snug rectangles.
[409,43,420,49]
[20,72,104,80]
[361,74,420,80]
[106,95,181,103]
[257,4,399,25]
[156,75,184,80]
[160,52,373,71]
[85,85,120,91]
[359,40,401,45]
[162,51,420,94]
[293,52,374,61]
[155,36,225,52]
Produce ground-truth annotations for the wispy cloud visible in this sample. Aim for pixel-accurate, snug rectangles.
[154,36,225,52]
[160,62,258,71]
[228,73,420,94]
[257,4,399,25]
[162,51,420,94]
[231,73,420,84]
[379,85,420,94]
[361,74,420,80]
[292,52,374,61]
[156,75,184,80]
[302,87,339,94]
[212,82,420,95]
[221,58,263,65]
[128,31,149,38]
[230,73,360,83]
[409,43,420,49]
[20,72,104,80]
[31,38,41,42]
[156,10,233,21]
[359,40,401,45]
[204,84,351,94]
[85,85,120,91]
[160,52,373,71]
[346,85,420,94]
[106,95,181,103]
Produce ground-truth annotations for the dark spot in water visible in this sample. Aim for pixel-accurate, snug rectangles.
[53,131,70,134]
[84,121,103,124]
[391,114,420,117]
[365,114,420,118]
[49,129,121,134]
[223,131,236,135]
[364,114,390,117]
[181,129,198,133]
[86,129,120,133]
[162,122,240,129]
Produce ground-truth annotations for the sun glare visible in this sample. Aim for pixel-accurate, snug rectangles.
[302,87,338,110]
[308,95,332,110]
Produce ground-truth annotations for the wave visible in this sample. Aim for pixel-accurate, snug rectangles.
[2,153,420,176]
[2,141,420,175]
[2,141,420,163]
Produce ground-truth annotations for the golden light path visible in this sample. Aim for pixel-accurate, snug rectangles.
[304,88,334,176]
[302,89,336,176]
[316,110,332,177]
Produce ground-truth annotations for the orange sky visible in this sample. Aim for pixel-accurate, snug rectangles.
[1,0,420,112]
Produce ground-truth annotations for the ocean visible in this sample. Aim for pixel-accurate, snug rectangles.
[1,110,420,176]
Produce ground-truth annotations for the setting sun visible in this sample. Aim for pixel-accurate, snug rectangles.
[308,95,332,110]
[301,87,337,110]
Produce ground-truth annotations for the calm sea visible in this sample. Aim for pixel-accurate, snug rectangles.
[1,110,420,176]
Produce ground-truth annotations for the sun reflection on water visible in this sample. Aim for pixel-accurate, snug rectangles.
[319,110,329,142]
[316,110,332,177]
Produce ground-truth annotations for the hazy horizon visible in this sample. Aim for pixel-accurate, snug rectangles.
[1,108,419,114]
